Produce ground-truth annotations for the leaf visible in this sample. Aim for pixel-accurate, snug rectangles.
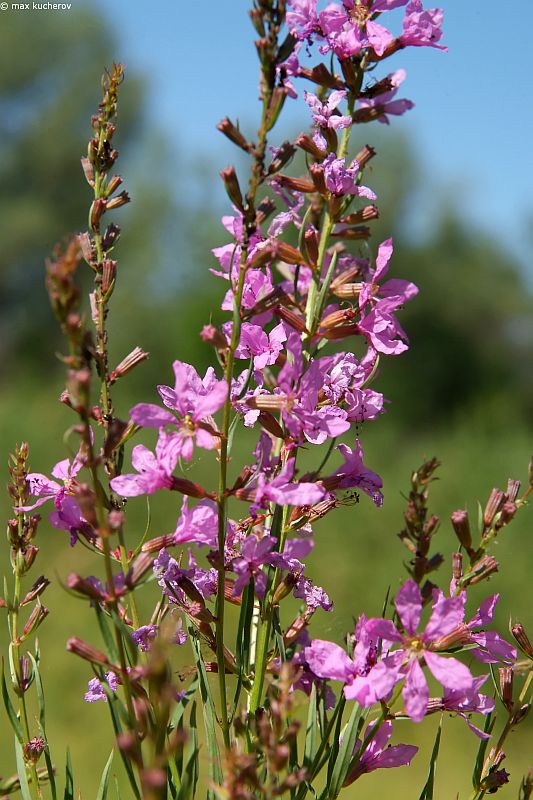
[472,712,496,790]
[188,626,223,797]
[131,496,152,559]
[63,747,74,800]
[304,684,318,769]
[108,606,138,667]
[419,717,442,800]
[96,750,114,800]
[99,672,140,799]
[42,740,58,800]
[94,603,119,664]
[325,702,362,800]
[177,701,199,800]
[28,652,46,729]
[1,659,23,743]
[315,250,338,327]
[14,736,32,800]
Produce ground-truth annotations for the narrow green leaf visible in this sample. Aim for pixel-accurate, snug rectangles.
[1,660,24,743]
[472,712,495,789]
[177,701,199,800]
[98,672,140,799]
[43,741,58,800]
[419,717,443,800]
[188,625,223,796]
[304,684,318,769]
[96,750,114,800]
[28,653,46,729]
[170,675,199,730]
[326,702,362,800]
[94,603,119,664]
[108,607,138,667]
[272,607,286,662]
[315,250,338,327]
[14,736,32,800]
[63,747,74,800]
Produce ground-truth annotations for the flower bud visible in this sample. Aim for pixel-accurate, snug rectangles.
[109,347,149,383]
[106,190,130,211]
[105,174,123,197]
[220,166,244,211]
[499,667,514,710]
[101,222,121,251]
[66,636,111,666]
[272,572,299,605]
[80,157,95,187]
[267,141,296,175]
[353,145,376,169]
[89,198,106,231]
[20,604,49,642]
[450,509,473,552]
[294,132,326,159]
[511,623,533,659]
[483,488,505,528]
[217,117,251,152]
[20,576,49,607]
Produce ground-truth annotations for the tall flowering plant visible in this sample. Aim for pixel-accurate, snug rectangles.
[2,3,533,799]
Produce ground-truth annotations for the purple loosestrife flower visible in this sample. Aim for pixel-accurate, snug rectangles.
[322,440,383,506]
[251,458,326,510]
[110,431,181,497]
[359,238,418,310]
[358,299,411,355]
[131,624,158,652]
[437,676,495,739]
[366,580,477,721]
[155,548,218,603]
[400,0,446,49]
[304,89,352,130]
[171,497,220,549]
[286,0,320,40]
[84,672,118,703]
[49,495,94,546]
[306,614,402,703]
[232,535,277,599]
[19,451,83,512]
[234,321,287,371]
[129,361,226,460]
[465,593,516,664]
[322,154,377,199]
[319,0,405,59]
[345,721,417,784]
[358,69,415,124]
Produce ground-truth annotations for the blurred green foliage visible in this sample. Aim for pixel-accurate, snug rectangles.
[0,6,532,799]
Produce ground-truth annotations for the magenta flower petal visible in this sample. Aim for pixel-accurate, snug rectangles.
[423,591,465,641]
[403,658,428,722]
[424,651,473,693]
[395,579,422,635]
[130,403,176,428]
[305,640,355,683]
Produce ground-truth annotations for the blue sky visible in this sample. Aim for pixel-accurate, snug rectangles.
[90,0,533,276]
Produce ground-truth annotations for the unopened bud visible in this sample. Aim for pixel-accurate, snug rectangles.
[271,240,307,266]
[200,324,228,351]
[506,479,521,502]
[309,163,327,195]
[483,488,505,528]
[499,667,514,710]
[142,534,178,553]
[90,198,106,230]
[341,205,379,225]
[466,555,499,585]
[126,553,153,588]
[331,225,371,240]
[20,604,49,641]
[109,347,149,383]
[294,132,326,159]
[451,509,473,552]
[66,636,111,666]
[272,572,299,604]
[105,174,123,197]
[20,576,49,607]
[275,173,316,193]
[302,227,319,266]
[274,305,308,333]
[220,166,244,211]
[452,552,463,583]
[511,623,533,659]
[66,573,105,601]
[23,544,39,572]
[170,477,214,500]
[217,117,251,152]
[106,190,130,211]
[101,258,117,296]
[353,145,376,169]
[80,157,95,187]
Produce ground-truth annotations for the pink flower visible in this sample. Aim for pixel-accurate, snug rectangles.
[358,69,414,125]
[130,361,226,460]
[19,451,83,512]
[304,90,352,130]
[345,721,418,784]
[234,321,287,370]
[365,580,477,721]
[110,431,181,497]
[322,153,376,199]
[286,0,319,40]
[232,535,277,599]
[400,0,446,50]
[319,0,402,59]
[322,440,383,506]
